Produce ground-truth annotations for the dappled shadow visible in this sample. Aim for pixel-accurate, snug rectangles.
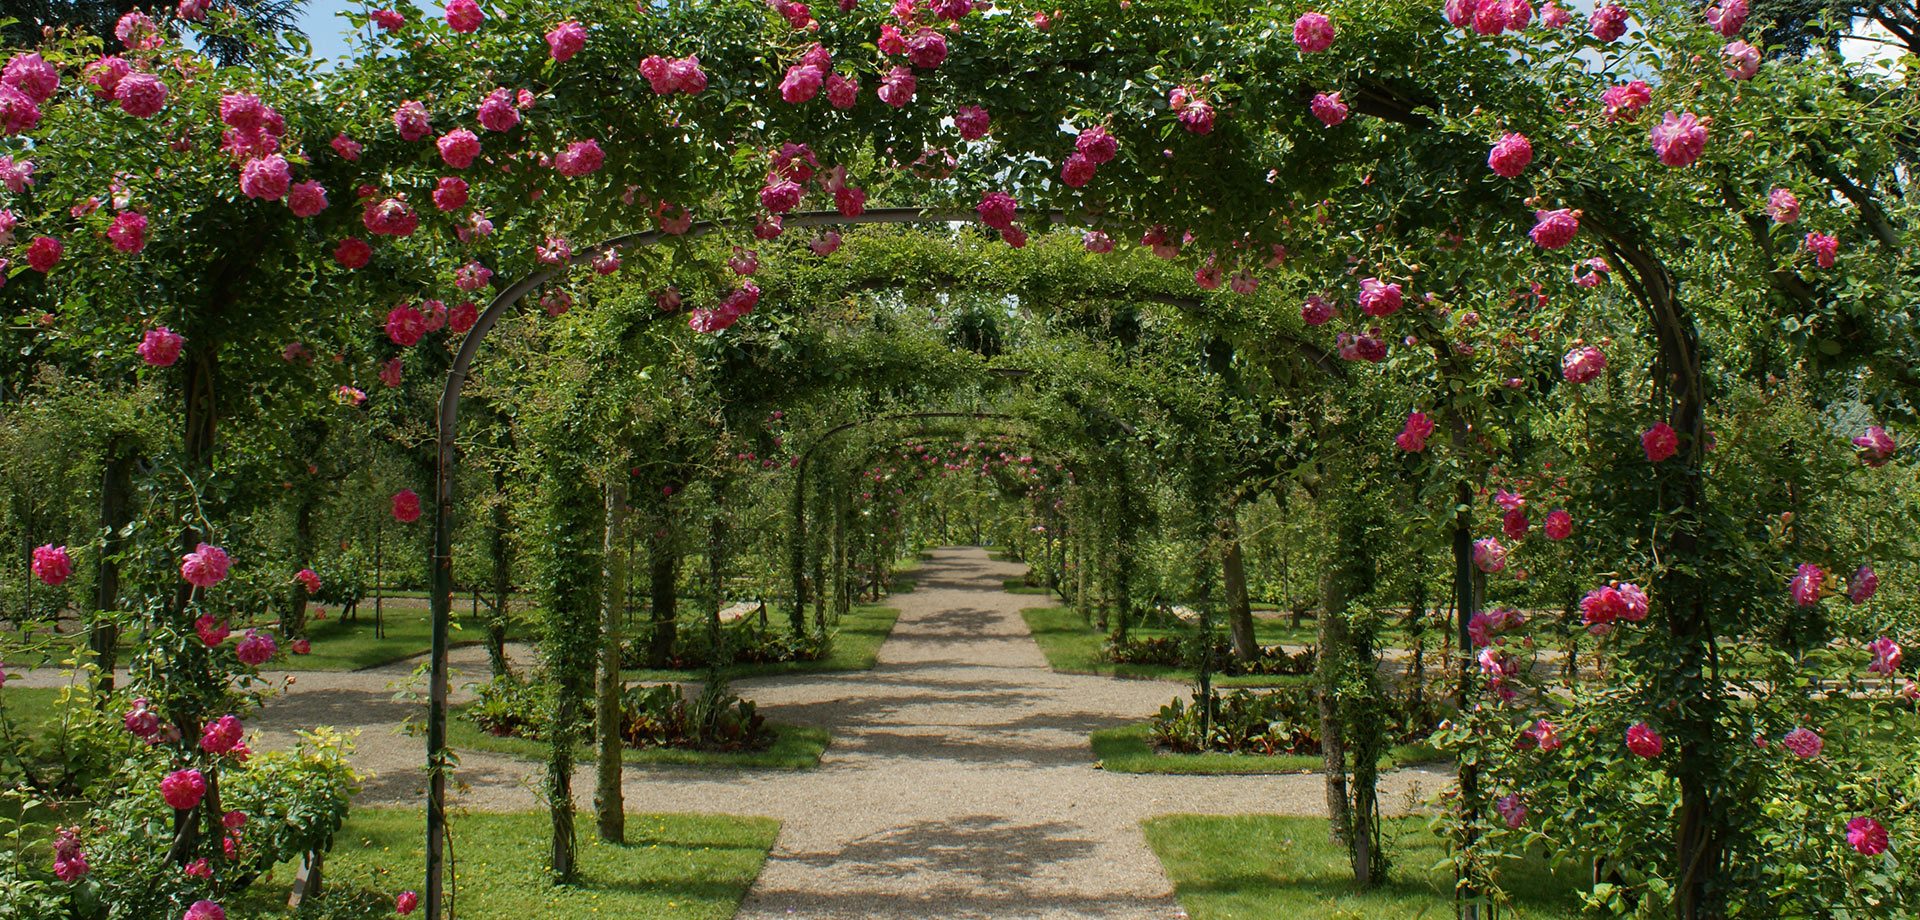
[254,687,421,732]
[790,815,1099,882]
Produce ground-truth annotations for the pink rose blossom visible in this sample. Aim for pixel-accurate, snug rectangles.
[1310,92,1348,127]
[454,261,492,291]
[1790,563,1825,607]
[334,237,372,269]
[878,66,916,107]
[181,543,231,588]
[1301,294,1336,326]
[296,568,321,594]
[84,56,131,98]
[184,901,225,920]
[1642,422,1679,462]
[162,769,207,810]
[1075,125,1118,164]
[1853,426,1895,466]
[201,714,245,753]
[1781,726,1822,759]
[1502,507,1530,540]
[1496,794,1527,828]
[139,327,183,366]
[1229,270,1258,295]
[1804,232,1838,268]
[1849,565,1879,604]
[1082,230,1114,254]
[536,235,572,264]
[907,28,948,68]
[26,235,61,272]
[1561,345,1606,383]
[433,177,469,212]
[956,105,991,139]
[780,64,824,103]
[1707,0,1748,35]
[437,129,481,169]
[448,301,477,333]
[397,891,421,915]
[115,11,161,48]
[195,614,229,647]
[477,88,519,131]
[728,247,758,276]
[1178,97,1215,134]
[825,73,858,108]
[32,544,72,585]
[1602,80,1651,120]
[115,72,168,118]
[392,489,423,523]
[1870,636,1902,675]
[287,181,328,218]
[1847,817,1889,855]
[1651,111,1708,167]
[809,231,843,256]
[1722,41,1759,80]
[1589,3,1629,41]
[107,211,148,253]
[1358,278,1403,317]
[0,84,39,135]
[760,178,804,214]
[329,134,363,161]
[378,357,403,388]
[976,191,1018,230]
[371,9,406,29]
[393,100,431,141]
[1626,722,1663,758]
[386,304,427,345]
[547,20,586,61]
[1061,153,1096,187]
[1473,538,1507,573]
[1194,263,1223,290]
[444,0,484,32]
[1539,1,1570,26]
[1487,132,1533,178]
[1767,187,1800,224]
[239,155,291,200]
[3,53,58,104]
[1529,208,1579,249]
[1292,12,1335,52]
[235,630,276,665]
[554,140,604,177]
[1543,509,1572,540]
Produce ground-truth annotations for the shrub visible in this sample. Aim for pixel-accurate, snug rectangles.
[1151,685,1445,756]
[1104,636,1317,676]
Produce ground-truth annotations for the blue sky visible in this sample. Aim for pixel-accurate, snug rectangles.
[293,0,365,63]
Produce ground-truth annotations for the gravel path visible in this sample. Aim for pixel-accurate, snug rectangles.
[9,547,1451,918]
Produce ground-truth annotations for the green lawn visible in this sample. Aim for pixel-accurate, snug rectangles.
[233,809,779,919]
[448,707,832,770]
[282,603,531,671]
[622,603,902,682]
[1144,815,1584,920]
[1002,577,1056,596]
[1021,605,1317,687]
[1091,722,1444,775]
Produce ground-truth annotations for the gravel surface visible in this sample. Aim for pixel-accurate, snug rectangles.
[9,547,1453,919]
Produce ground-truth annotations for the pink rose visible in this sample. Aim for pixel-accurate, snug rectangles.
[1472,537,1507,573]
[433,176,469,212]
[825,73,858,108]
[1803,232,1838,268]
[397,891,421,915]
[1543,509,1572,540]
[1561,345,1606,383]
[1310,92,1348,127]
[393,100,431,141]
[1229,270,1258,295]
[1060,153,1096,187]
[392,489,423,523]
[1539,2,1570,27]
[1790,563,1825,607]
[1846,816,1890,856]
[139,327,183,366]
[1496,794,1527,829]
[809,230,843,256]
[1869,636,1902,675]
[877,66,916,107]
[115,11,161,49]
[3,53,59,103]
[1722,40,1759,80]
[287,181,328,218]
[0,84,40,135]
[32,544,72,585]
[437,128,481,169]
[956,105,991,139]
[1642,422,1679,462]
[1849,565,1879,604]
[1487,132,1533,178]
[454,261,492,292]
[107,211,148,253]
[1602,80,1651,120]
[180,543,231,588]
[238,155,291,201]
[200,714,245,753]
[780,64,823,104]
[184,901,226,920]
[1082,230,1114,254]
[330,133,362,161]
[334,237,373,269]
[760,178,804,214]
[371,9,406,30]
[1625,722,1663,758]
[1357,278,1402,317]
[1707,0,1747,35]
[1529,719,1563,751]
[1650,111,1708,167]
[907,28,948,68]
[161,769,207,810]
[25,235,60,272]
[386,304,427,346]
[1529,208,1579,249]
[554,139,604,177]
[975,191,1018,230]
[547,20,586,61]
[444,0,484,32]
[1781,726,1822,759]
[1502,507,1529,540]
[115,72,167,118]
[296,568,321,594]
[1075,125,1118,163]
[477,88,519,132]
[1766,187,1800,224]
[1589,3,1629,41]
[235,630,276,665]
[1301,294,1336,326]
[448,301,477,333]
[1292,12,1335,52]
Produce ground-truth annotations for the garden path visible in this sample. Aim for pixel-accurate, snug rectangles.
[10,547,1451,919]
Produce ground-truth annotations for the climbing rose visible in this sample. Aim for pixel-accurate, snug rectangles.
[444,0,483,32]
[200,715,244,753]
[809,231,843,256]
[161,769,207,810]
[1641,422,1679,462]
[1589,3,1629,41]
[1194,263,1223,290]
[378,357,403,388]
[1619,583,1649,620]
[107,212,147,253]
[1790,563,1825,607]
[22,234,58,273]
[1781,727,1823,759]
[1602,80,1651,120]
[1502,508,1529,541]
[1853,426,1895,466]
[1293,12,1335,51]
[907,28,948,68]
[239,155,291,201]
[976,191,1018,230]
[1767,187,1801,223]
[1529,719,1562,751]
[1076,126,1118,163]
[3,53,58,103]
[1472,538,1507,573]
[1529,208,1580,249]
[448,301,478,333]
[1082,231,1114,254]
[1487,132,1532,177]
[1300,294,1336,326]
[287,181,328,218]
[454,261,492,291]
[825,73,858,108]
[760,178,804,213]
[1847,817,1890,856]
[84,56,130,99]
[1178,97,1215,134]
[1707,0,1747,35]
[877,66,916,107]
[1870,637,1902,675]
[1496,795,1526,829]
[433,177,469,212]
[139,327,183,366]
[334,237,372,269]
[371,9,405,29]
[386,305,427,346]
[396,891,420,915]
[235,630,276,665]
[32,545,72,585]
[183,901,225,920]
[329,134,363,162]
[1357,278,1402,317]
[554,140,604,177]
[437,129,481,169]
[1539,1,1570,26]
[52,827,87,880]
[1626,722,1663,758]
[0,83,40,135]
[1229,270,1258,295]
[956,105,991,139]
[1581,585,1626,628]
[1804,232,1838,268]
[1060,153,1096,187]
[477,89,519,132]
[1850,565,1879,604]
[1543,509,1572,540]
[296,568,321,594]
[180,544,231,588]
[115,72,167,117]
[195,615,229,646]
[392,489,423,523]
[546,20,586,61]
[780,64,823,103]
[1723,40,1759,80]
[1310,92,1348,127]
[393,100,431,141]
[1651,111,1708,167]
[1561,345,1606,383]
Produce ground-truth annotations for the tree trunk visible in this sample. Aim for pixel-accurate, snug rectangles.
[90,447,135,697]
[647,530,679,669]
[594,478,628,843]
[1222,521,1258,661]
[1317,557,1352,848]
[486,463,513,679]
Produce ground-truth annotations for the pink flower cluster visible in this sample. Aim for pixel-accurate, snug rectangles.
[1061,125,1118,187]
[201,714,245,753]
[1336,329,1386,363]
[1580,582,1648,631]
[1651,111,1708,167]
[1292,12,1335,51]
[1473,537,1508,573]
[393,489,423,523]
[32,544,72,585]
[688,283,763,333]
[180,543,231,588]
[53,826,88,880]
[1846,816,1889,856]
[1626,721,1663,758]
[554,139,605,177]
[1530,208,1579,249]
[1561,345,1606,384]
[1869,637,1902,675]
[956,105,991,139]
[1488,132,1533,177]
[1468,606,1526,647]
[547,20,586,62]
[1310,92,1348,127]
[1447,0,1538,35]
[1358,278,1402,317]
[1854,426,1896,466]
[162,768,207,810]
[1169,86,1215,134]
[1642,422,1679,462]
[1301,294,1336,326]
[641,55,708,95]
[1602,80,1651,121]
